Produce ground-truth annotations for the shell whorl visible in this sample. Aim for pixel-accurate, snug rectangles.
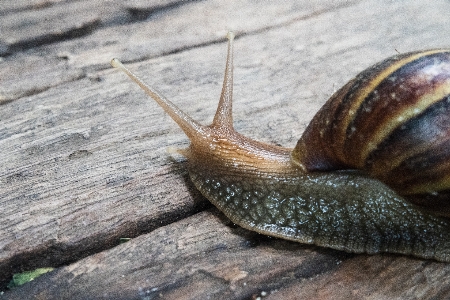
[294,50,450,210]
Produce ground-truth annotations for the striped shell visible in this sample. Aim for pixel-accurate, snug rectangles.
[293,50,450,212]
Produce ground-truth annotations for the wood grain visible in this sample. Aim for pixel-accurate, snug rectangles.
[1,0,450,298]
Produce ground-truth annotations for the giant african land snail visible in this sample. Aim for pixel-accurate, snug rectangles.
[112,32,450,262]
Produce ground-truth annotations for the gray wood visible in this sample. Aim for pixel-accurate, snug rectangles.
[5,209,349,300]
[0,0,354,101]
[2,0,450,298]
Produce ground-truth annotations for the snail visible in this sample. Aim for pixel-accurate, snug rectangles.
[111,32,450,262]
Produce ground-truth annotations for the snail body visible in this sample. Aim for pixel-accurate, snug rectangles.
[111,33,450,261]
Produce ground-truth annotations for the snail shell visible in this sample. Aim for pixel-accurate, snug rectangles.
[294,49,450,215]
[111,33,450,262]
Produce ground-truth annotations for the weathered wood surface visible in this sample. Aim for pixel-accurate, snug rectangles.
[1,0,450,298]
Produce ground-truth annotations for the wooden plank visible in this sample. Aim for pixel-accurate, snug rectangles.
[4,209,350,299]
[0,1,103,55]
[2,0,450,298]
[266,256,450,299]
[0,54,84,103]
[0,0,60,15]
[0,0,354,102]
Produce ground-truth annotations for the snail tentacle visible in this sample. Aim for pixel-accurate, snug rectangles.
[110,58,205,140]
[212,32,235,129]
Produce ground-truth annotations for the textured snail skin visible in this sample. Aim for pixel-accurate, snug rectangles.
[189,162,450,261]
[111,33,450,262]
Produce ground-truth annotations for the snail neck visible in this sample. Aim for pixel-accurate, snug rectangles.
[183,125,300,178]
